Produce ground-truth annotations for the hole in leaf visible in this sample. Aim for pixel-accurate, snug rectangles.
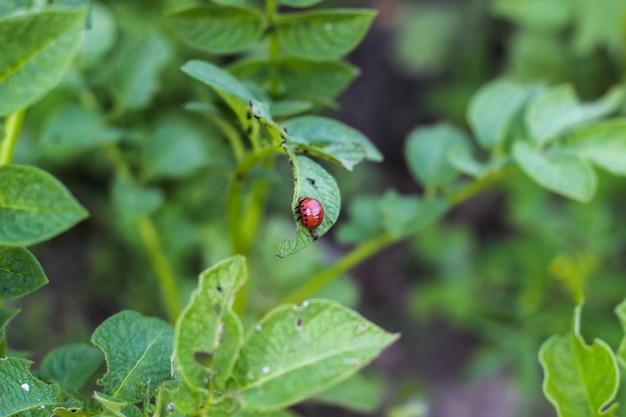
[194,350,214,367]
[295,317,303,331]
[216,284,223,292]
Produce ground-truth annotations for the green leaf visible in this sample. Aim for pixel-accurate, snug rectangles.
[0,1,31,18]
[379,191,447,238]
[232,299,398,411]
[78,3,116,68]
[158,379,203,416]
[284,116,381,165]
[615,298,626,370]
[405,123,469,188]
[211,0,263,8]
[513,141,597,202]
[51,407,89,417]
[282,115,381,171]
[491,0,572,30]
[39,105,121,159]
[141,114,212,181]
[93,392,141,417]
[467,79,536,150]
[0,6,86,116]
[0,246,47,299]
[229,58,358,104]
[275,156,340,258]
[393,3,460,75]
[312,372,383,412]
[108,28,171,112]
[525,84,626,147]
[111,176,164,221]
[572,0,626,55]
[270,100,313,118]
[336,195,384,244]
[0,357,60,417]
[39,343,104,397]
[182,60,255,126]
[447,146,485,178]
[276,9,377,61]
[539,301,619,417]
[174,256,245,391]
[167,5,264,54]
[567,119,626,176]
[91,310,174,403]
[0,164,88,246]
[280,0,322,7]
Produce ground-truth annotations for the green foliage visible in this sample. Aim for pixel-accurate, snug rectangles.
[276,10,376,61]
[39,343,104,398]
[540,301,620,417]
[167,5,265,54]
[232,298,397,410]
[0,164,88,246]
[0,247,47,299]
[0,6,86,116]
[3,0,626,415]
[91,310,174,403]
[0,357,60,417]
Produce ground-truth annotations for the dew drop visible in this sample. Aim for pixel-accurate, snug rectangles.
[262,366,270,374]
[21,383,30,392]
[358,322,368,331]
[324,22,332,30]
[301,300,310,308]
[203,375,211,384]
[167,402,175,411]
[256,325,263,332]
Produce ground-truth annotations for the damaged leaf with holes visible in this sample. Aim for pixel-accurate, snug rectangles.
[232,299,398,411]
[174,256,246,393]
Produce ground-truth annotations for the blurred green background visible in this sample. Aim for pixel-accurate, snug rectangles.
[6,0,626,416]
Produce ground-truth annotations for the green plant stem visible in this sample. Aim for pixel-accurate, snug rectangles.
[230,147,282,315]
[266,0,280,97]
[283,231,397,304]
[137,216,182,323]
[228,145,283,255]
[447,164,517,206]
[106,144,182,322]
[0,109,26,165]
[284,164,518,304]
[0,338,5,358]
[204,113,245,163]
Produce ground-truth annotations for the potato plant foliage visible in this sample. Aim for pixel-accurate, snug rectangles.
[2,1,626,417]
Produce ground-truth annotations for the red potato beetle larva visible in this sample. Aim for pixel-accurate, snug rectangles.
[298,196,324,229]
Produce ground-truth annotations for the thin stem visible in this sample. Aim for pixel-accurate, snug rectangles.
[204,113,246,163]
[447,164,517,206]
[283,232,397,304]
[137,216,182,323]
[106,144,182,322]
[230,147,281,315]
[266,0,280,97]
[0,109,26,165]
[284,163,517,304]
